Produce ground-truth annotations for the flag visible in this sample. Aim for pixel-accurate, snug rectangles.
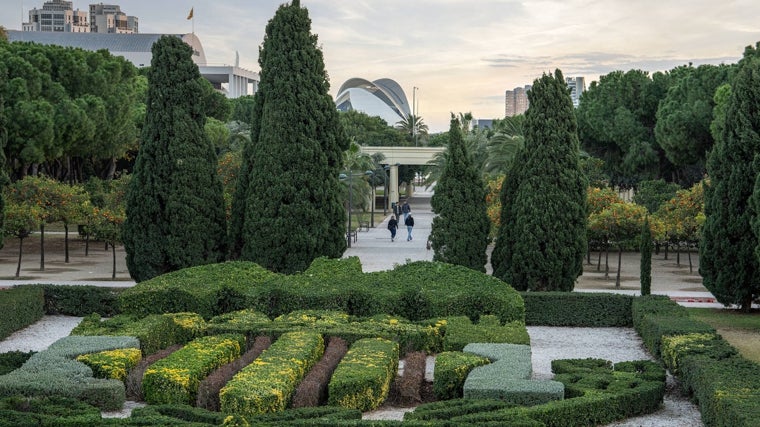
[186,7,193,20]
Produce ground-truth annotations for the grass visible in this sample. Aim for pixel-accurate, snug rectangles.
[686,307,760,363]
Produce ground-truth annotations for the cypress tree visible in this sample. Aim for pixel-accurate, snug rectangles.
[123,35,227,282]
[429,115,491,272]
[702,42,760,312]
[230,1,349,273]
[491,69,587,291]
[640,216,652,296]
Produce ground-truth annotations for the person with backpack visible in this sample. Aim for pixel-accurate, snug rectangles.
[387,215,398,242]
[404,214,414,241]
[401,199,411,222]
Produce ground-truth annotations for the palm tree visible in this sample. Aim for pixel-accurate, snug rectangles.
[484,132,525,176]
[395,113,429,146]
[341,141,375,212]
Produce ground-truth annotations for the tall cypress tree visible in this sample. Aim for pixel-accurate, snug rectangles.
[123,35,227,282]
[429,115,490,272]
[702,42,760,312]
[640,216,652,296]
[491,69,587,291]
[230,1,349,274]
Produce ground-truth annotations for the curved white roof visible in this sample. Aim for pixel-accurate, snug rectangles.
[336,77,411,125]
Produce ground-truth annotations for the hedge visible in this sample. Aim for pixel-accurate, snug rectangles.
[77,347,142,381]
[0,286,44,340]
[220,331,324,416]
[119,259,525,325]
[142,334,245,405]
[328,338,399,411]
[71,312,207,355]
[522,292,633,326]
[442,315,529,351]
[0,335,139,410]
[38,285,123,317]
[433,352,490,400]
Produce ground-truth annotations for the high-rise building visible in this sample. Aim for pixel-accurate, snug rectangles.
[23,0,90,33]
[505,85,531,117]
[90,3,138,34]
[22,1,138,34]
[565,76,586,107]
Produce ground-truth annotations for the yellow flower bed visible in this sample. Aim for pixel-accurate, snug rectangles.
[77,347,142,382]
[220,331,324,416]
[143,334,244,405]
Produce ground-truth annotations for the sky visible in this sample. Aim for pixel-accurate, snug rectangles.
[2,1,760,133]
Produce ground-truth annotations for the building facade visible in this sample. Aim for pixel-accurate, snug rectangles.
[505,85,531,117]
[565,76,586,107]
[22,1,137,33]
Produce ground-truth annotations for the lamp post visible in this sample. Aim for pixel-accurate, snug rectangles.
[382,165,389,216]
[368,171,375,228]
[340,170,373,249]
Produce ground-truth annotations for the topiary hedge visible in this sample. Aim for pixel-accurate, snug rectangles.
[522,292,633,326]
[328,338,399,412]
[0,286,44,341]
[38,284,123,317]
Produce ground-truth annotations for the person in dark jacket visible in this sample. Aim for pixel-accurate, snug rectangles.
[404,214,414,241]
[387,215,398,242]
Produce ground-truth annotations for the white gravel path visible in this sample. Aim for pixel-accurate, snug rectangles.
[1,317,703,426]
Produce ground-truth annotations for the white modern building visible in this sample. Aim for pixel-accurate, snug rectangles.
[335,78,411,126]
[7,30,258,98]
[565,76,586,107]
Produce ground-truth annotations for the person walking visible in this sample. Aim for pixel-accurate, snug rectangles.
[387,215,398,242]
[405,214,414,241]
[401,199,411,222]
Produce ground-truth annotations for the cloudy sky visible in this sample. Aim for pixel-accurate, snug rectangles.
[3,0,760,132]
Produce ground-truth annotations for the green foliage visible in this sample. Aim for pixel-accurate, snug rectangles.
[143,334,244,405]
[633,179,680,214]
[0,286,44,340]
[40,284,122,317]
[492,69,587,291]
[433,352,491,400]
[130,404,226,425]
[220,331,324,416]
[521,292,633,326]
[632,295,715,356]
[703,42,760,311]
[640,216,653,296]
[0,351,35,376]
[0,396,103,427]
[0,335,138,410]
[442,316,529,351]
[231,2,349,273]
[430,115,491,271]
[123,35,228,282]
[76,348,141,382]
[328,338,399,411]
[339,110,406,146]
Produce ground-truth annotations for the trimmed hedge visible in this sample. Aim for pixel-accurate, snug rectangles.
[0,396,104,427]
[443,315,529,351]
[71,312,207,355]
[76,347,142,381]
[39,284,122,317]
[0,286,44,340]
[0,351,35,376]
[220,331,324,416]
[328,338,399,411]
[142,334,245,405]
[119,259,525,325]
[522,292,633,326]
[433,351,490,400]
[0,335,139,410]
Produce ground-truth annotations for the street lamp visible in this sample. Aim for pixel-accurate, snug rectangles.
[340,170,373,248]
[382,165,390,216]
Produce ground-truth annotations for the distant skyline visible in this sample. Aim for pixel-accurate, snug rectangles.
[3,1,759,133]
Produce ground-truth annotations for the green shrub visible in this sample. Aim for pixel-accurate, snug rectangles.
[661,332,737,375]
[143,334,244,405]
[522,292,633,326]
[328,338,399,411]
[40,285,122,317]
[119,261,280,319]
[0,286,44,340]
[130,404,226,425]
[0,335,138,410]
[405,398,516,421]
[0,396,103,427]
[71,312,206,355]
[433,352,490,400]
[632,295,715,357]
[77,348,142,381]
[0,351,35,375]
[220,331,324,416]
[443,316,529,351]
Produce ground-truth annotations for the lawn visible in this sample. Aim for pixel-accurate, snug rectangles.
[687,307,760,363]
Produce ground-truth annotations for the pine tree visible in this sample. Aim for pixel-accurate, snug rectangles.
[230,0,349,273]
[491,69,587,291]
[429,115,490,272]
[702,42,760,312]
[123,35,227,282]
[640,216,652,296]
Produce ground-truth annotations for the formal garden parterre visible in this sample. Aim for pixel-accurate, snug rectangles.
[0,258,758,426]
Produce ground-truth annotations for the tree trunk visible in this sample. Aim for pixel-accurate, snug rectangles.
[664,242,669,260]
[615,245,623,288]
[604,243,610,279]
[39,224,45,271]
[112,243,116,279]
[85,232,90,256]
[676,244,681,266]
[16,237,24,278]
[688,249,693,273]
[597,247,602,271]
[106,157,117,180]
[64,223,70,263]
